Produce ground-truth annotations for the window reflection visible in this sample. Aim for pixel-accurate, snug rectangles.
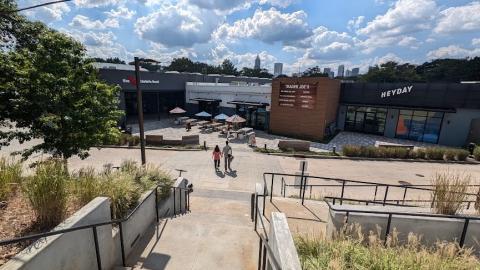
[395,110,443,143]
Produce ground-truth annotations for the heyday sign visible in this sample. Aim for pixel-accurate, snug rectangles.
[381,85,413,99]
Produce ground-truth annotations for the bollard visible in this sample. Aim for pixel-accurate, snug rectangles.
[333,145,336,154]
[203,141,206,150]
[264,143,267,150]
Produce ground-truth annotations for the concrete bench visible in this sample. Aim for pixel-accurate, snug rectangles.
[182,135,200,145]
[278,140,310,152]
[145,135,163,146]
[378,144,414,150]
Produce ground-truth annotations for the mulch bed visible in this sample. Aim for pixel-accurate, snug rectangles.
[0,188,82,266]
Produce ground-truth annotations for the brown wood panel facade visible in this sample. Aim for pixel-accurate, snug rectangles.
[269,77,341,141]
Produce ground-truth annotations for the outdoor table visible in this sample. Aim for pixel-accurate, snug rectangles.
[197,120,210,127]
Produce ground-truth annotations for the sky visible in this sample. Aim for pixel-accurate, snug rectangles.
[17,0,480,75]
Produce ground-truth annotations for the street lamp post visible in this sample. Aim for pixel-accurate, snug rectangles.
[134,57,146,165]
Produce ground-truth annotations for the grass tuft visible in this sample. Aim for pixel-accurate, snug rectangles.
[431,171,471,215]
[0,157,23,202]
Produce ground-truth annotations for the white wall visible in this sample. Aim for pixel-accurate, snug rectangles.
[185,82,272,108]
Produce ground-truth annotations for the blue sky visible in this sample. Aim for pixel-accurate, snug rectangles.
[19,0,480,75]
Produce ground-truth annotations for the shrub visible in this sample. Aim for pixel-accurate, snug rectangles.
[431,171,471,215]
[444,149,456,161]
[295,231,479,270]
[455,149,469,161]
[0,157,23,202]
[128,136,140,146]
[475,187,480,215]
[100,172,142,219]
[425,147,446,160]
[413,148,426,159]
[474,147,480,161]
[391,148,410,159]
[342,145,362,157]
[72,167,100,205]
[23,160,68,229]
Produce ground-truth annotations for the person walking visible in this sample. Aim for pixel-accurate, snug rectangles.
[222,141,233,172]
[212,145,222,170]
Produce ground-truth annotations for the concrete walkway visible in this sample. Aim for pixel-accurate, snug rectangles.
[129,189,258,270]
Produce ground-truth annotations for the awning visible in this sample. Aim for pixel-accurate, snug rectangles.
[340,103,457,113]
[227,100,269,107]
[190,98,222,103]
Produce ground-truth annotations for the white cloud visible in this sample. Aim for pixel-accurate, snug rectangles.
[105,7,136,20]
[398,36,419,49]
[70,15,119,30]
[64,29,117,46]
[376,52,404,64]
[357,0,436,52]
[427,45,480,59]
[258,0,296,8]
[74,0,120,8]
[434,2,480,34]
[188,0,251,11]
[347,16,364,31]
[425,38,435,43]
[473,38,480,46]
[213,8,310,43]
[301,26,357,60]
[20,0,70,22]
[135,2,222,47]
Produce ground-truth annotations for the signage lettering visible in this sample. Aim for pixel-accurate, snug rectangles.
[279,83,317,109]
[381,85,413,98]
[122,77,160,85]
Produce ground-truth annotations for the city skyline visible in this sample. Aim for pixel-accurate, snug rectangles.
[16,0,480,75]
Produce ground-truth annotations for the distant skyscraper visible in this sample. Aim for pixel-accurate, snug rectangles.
[274,63,283,77]
[254,55,261,70]
[323,67,331,74]
[329,71,334,78]
[345,69,351,77]
[351,68,360,77]
[337,65,345,77]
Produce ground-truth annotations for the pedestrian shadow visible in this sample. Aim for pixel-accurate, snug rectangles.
[226,170,237,178]
[215,169,226,178]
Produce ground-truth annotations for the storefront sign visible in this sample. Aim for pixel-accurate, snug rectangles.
[381,85,413,99]
[279,83,317,109]
[122,76,160,86]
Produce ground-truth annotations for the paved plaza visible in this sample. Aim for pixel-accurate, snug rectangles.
[128,119,435,152]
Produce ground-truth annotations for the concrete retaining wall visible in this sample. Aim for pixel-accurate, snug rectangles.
[1,197,121,270]
[278,140,310,152]
[2,178,190,270]
[267,213,301,270]
[327,205,480,251]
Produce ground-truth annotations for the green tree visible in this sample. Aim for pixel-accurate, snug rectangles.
[91,57,126,64]
[0,19,123,160]
[166,57,195,72]
[360,61,422,83]
[220,59,238,75]
[302,66,328,77]
[240,67,273,78]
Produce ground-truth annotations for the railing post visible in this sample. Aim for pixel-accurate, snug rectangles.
[261,244,267,270]
[384,213,392,244]
[92,226,102,270]
[383,186,389,206]
[119,222,126,267]
[430,193,436,208]
[280,177,284,197]
[254,195,259,231]
[155,187,159,223]
[257,238,263,270]
[459,218,470,247]
[270,174,274,203]
[251,193,255,222]
[179,186,183,214]
[262,185,267,216]
[173,187,177,215]
[340,180,346,205]
[283,179,286,198]
[374,184,378,201]
[309,185,312,199]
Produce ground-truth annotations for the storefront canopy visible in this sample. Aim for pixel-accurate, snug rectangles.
[228,100,269,107]
[190,98,222,103]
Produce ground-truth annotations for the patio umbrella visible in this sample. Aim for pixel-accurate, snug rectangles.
[214,113,229,121]
[169,107,186,114]
[195,111,212,117]
[226,114,246,123]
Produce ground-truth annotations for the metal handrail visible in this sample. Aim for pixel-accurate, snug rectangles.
[264,172,479,207]
[251,191,282,270]
[0,184,191,270]
[325,199,480,247]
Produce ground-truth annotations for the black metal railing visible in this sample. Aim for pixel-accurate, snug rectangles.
[0,184,191,270]
[326,199,480,247]
[263,172,479,207]
[251,189,282,270]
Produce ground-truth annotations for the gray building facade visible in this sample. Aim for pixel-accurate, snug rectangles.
[336,83,480,147]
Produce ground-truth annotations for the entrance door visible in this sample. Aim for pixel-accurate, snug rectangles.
[354,112,365,132]
[467,118,480,144]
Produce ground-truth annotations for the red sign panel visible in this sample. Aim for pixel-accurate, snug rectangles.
[278,83,317,109]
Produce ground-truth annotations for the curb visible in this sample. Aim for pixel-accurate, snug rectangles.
[96,145,205,152]
[265,152,480,164]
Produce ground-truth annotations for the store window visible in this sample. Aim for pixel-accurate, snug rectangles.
[396,110,444,143]
[345,106,387,135]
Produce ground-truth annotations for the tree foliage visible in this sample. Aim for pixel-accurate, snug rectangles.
[0,6,123,160]
[361,58,480,83]
[302,66,329,78]
[165,57,273,78]
[90,57,126,64]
